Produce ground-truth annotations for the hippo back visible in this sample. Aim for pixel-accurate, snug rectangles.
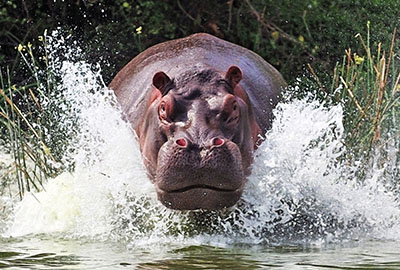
[110,33,286,134]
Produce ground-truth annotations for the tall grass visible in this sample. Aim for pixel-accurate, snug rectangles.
[304,24,400,186]
[331,25,399,163]
[0,32,65,199]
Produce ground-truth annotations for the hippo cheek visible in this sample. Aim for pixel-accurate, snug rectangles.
[154,140,246,210]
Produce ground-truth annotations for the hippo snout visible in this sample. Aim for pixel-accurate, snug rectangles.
[155,138,246,210]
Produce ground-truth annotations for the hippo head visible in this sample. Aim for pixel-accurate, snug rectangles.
[138,66,261,210]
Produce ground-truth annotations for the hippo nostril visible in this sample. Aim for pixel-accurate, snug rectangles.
[175,138,188,148]
[211,137,225,147]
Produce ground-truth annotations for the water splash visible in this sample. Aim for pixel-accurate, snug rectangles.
[1,33,399,246]
[247,99,400,243]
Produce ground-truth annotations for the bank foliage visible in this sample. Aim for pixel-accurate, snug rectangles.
[1,0,399,83]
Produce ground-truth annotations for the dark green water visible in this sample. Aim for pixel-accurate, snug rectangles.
[1,237,400,269]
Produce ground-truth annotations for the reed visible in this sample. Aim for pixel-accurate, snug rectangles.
[0,33,64,199]
[330,25,399,162]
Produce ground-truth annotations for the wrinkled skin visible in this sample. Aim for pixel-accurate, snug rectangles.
[110,33,286,210]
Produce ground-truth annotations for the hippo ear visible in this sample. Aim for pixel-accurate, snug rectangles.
[152,71,171,94]
[225,66,242,88]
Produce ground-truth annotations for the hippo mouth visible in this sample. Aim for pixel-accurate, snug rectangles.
[166,184,238,193]
[156,184,244,210]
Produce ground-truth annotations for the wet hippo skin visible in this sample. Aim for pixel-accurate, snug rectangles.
[110,33,286,210]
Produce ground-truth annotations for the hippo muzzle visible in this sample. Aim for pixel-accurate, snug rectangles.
[155,136,246,210]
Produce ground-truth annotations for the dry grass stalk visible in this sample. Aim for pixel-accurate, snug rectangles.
[340,76,367,118]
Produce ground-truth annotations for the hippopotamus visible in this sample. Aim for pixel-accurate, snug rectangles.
[110,33,286,210]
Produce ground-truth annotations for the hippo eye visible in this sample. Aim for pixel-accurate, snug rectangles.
[159,101,169,122]
[220,96,240,127]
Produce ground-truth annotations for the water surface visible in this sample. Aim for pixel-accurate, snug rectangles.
[2,237,400,269]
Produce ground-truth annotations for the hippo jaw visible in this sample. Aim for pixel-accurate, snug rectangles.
[156,186,244,210]
[154,139,246,210]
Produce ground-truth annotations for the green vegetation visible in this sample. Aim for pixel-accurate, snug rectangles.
[0,31,76,198]
[0,1,399,197]
[315,25,399,180]
[333,27,399,157]
[1,0,399,83]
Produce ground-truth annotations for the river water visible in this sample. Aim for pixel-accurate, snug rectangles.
[1,36,399,269]
[1,237,400,269]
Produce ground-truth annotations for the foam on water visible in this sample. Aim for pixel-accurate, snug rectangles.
[1,34,399,246]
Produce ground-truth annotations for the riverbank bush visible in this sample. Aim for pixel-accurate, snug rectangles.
[1,0,399,84]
